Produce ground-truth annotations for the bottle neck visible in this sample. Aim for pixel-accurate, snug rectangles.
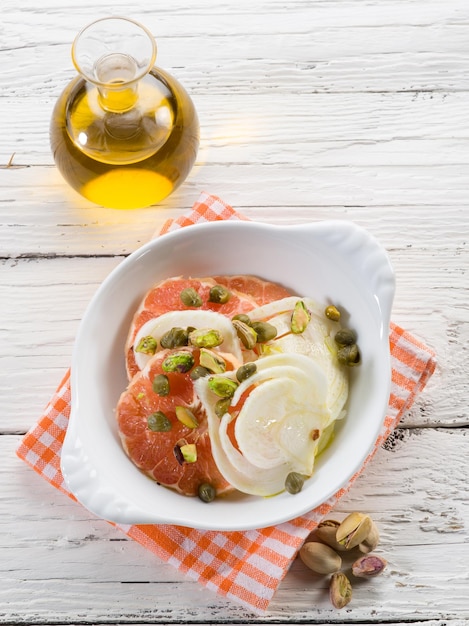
[93,53,140,113]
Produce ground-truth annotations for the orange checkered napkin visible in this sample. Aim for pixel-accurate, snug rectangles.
[17,192,436,614]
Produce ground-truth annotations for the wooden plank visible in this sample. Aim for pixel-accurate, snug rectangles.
[2,427,468,622]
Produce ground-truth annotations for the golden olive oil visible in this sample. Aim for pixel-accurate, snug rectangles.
[50,68,199,209]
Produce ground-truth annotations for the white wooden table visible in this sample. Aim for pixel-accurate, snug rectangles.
[1,1,468,623]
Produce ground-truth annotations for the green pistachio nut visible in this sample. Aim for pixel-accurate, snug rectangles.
[175,406,199,429]
[208,376,239,398]
[161,351,195,373]
[135,335,157,355]
[189,328,224,349]
[199,348,226,374]
[180,443,197,463]
[291,300,311,334]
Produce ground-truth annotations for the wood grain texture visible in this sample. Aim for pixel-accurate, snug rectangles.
[1,0,468,623]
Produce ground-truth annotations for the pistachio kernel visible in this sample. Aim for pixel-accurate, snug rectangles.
[208,284,231,304]
[160,327,189,349]
[208,376,239,398]
[152,374,170,396]
[325,305,341,322]
[291,300,311,334]
[180,287,203,307]
[251,321,278,343]
[299,542,342,575]
[236,362,257,382]
[199,348,226,374]
[198,483,216,503]
[189,328,223,349]
[147,411,172,432]
[232,319,258,350]
[180,443,197,463]
[329,572,352,609]
[162,351,195,373]
[175,406,199,429]
[352,554,387,578]
[285,471,305,494]
[315,521,349,552]
[135,335,157,355]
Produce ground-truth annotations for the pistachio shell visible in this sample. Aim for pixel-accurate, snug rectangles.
[336,512,373,549]
[232,319,258,349]
[299,542,342,575]
[315,523,349,552]
[359,520,380,553]
[329,572,352,609]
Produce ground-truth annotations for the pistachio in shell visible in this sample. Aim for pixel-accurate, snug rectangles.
[299,542,342,575]
[329,572,352,609]
[352,554,387,578]
[336,512,373,550]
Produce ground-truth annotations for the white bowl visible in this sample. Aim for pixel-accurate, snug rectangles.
[61,220,395,531]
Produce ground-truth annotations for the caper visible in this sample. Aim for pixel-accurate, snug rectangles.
[337,343,361,366]
[180,287,203,307]
[135,335,157,355]
[190,365,210,380]
[215,397,231,418]
[251,321,278,343]
[285,471,305,494]
[208,376,239,398]
[236,362,257,382]
[334,328,357,346]
[325,305,341,322]
[232,313,252,326]
[198,482,216,503]
[160,327,189,349]
[147,411,172,432]
[208,284,231,304]
[162,351,195,373]
[232,319,258,349]
[189,328,223,349]
[152,374,170,396]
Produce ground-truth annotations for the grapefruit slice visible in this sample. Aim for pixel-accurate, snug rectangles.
[125,276,292,379]
[116,348,238,497]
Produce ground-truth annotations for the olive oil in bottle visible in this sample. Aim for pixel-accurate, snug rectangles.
[50,17,199,209]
